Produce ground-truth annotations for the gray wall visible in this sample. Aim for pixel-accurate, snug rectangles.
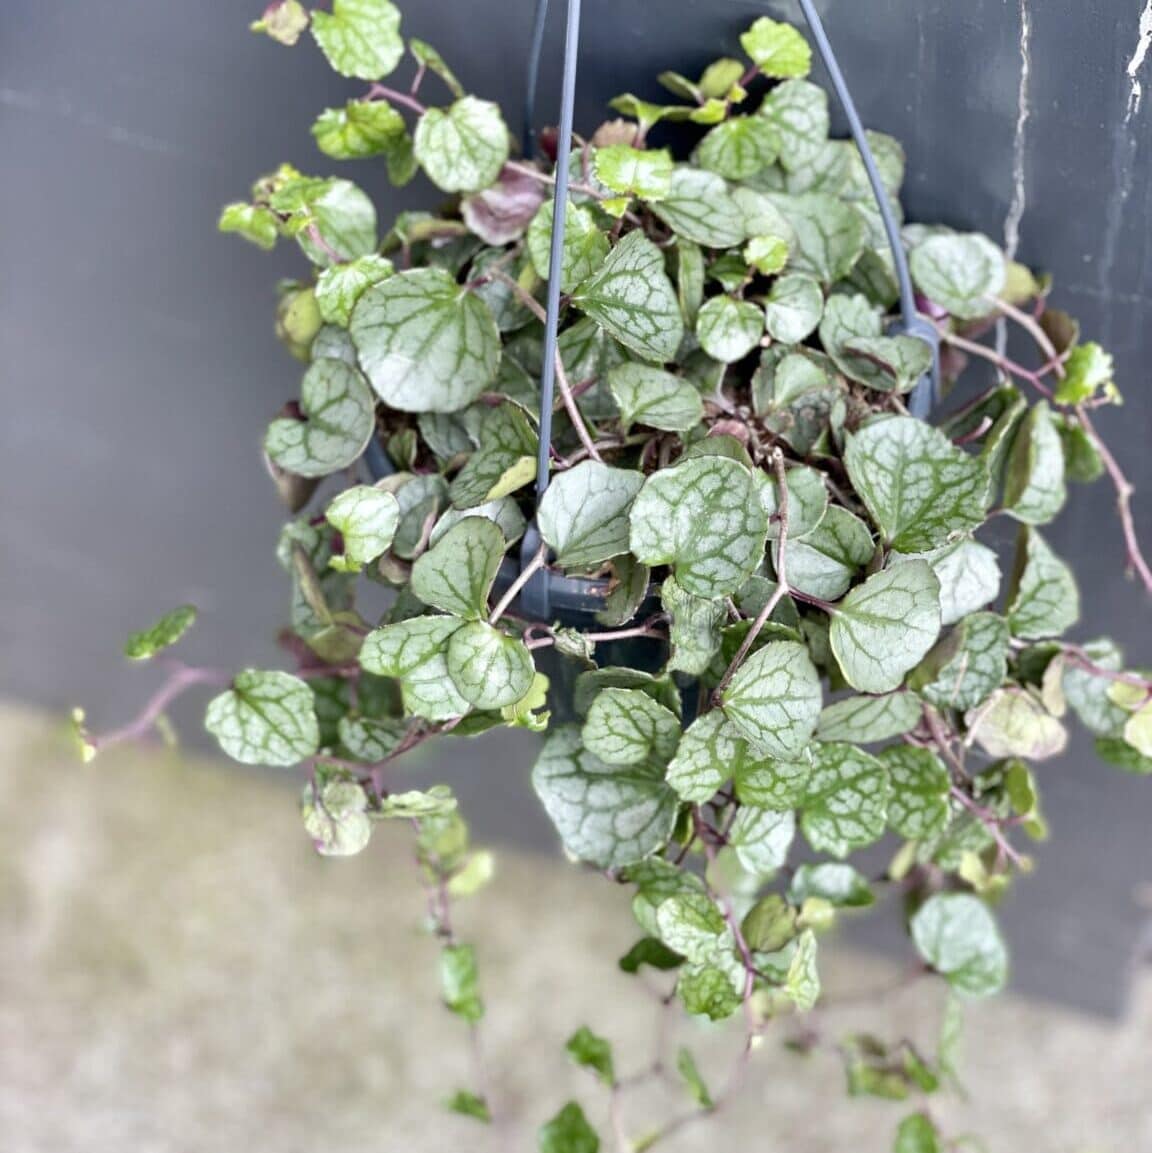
[2,0,1150,1013]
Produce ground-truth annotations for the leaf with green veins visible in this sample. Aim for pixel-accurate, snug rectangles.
[350,267,501,413]
[762,274,823,344]
[894,1113,942,1153]
[784,506,875,602]
[265,359,375,478]
[312,99,405,160]
[781,927,820,1010]
[270,174,378,264]
[768,192,864,283]
[911,893,1008,998]
[654,892,732,966]
[722,640,822,757]
[894,538,1001,627]
[728,805,796,874]
[607,363,703,433]
[205,670,319,767]
[882,746,950,840]
[124,605,197,661]
[377,786,459,820]
[309,0,402,79]
[799,742,889,857]
[413,97,509,193]
[628,858,707,935]
[537,461,645,569]
[677,961,743,1021]
[844,417,990,551]
[1056,341,1114,404]
[566,1027,615,1086]
[630,456,768,597]
[831,561,942,694]
[1055,414,1105,482]
[1063,639,1129,735]
[840,335,934,393]
[741,16,812,77]
[572,231,684,363]
[446,622,535,710]
[696,116,779,181]
[582,688,681,767]
[708,253,754,293]
[538,1102,600,1153]
[649,168,748,249]
[758,80,829,172]
[440,943,483,1022]
[445,1090,490,1124]
[315,255,393,326]
[359,616,471,721]
[532,727,678,869]
[526,199,610,292]
[595,554,650,629]
[910,233,1006,319]
[382,471,449,559]
[338,712,406,761]
[410,517,505,619]
[966,688,1067,760]
[790,863,874,908]
[218,202,279,250]
[758,464,829,540]
[676,239,706,327]
[817,691,921,744]
[575,668,681,719]
[675,1047,714,1109]
[732,186,796,243]
[324,485,400,570]
[450,402,537,509]
[662,576,725,677]
[666,712,744,803]
[1007,528,1080,639]
[593,146,674,201]
[409,38,465,99]
[251,0,309,45]
[431,498,525,549]
[745,234,790,275]
[1097,735,1152,774]
[301,778,372,857]
[914,612,1010,713]
[818,293,882,365]
[696,295,764,363]
[1003,401,1067,525]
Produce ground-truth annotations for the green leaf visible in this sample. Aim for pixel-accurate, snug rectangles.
[410,517,505,618]
[744,234,790,276]
[430,500,526,550]
[251,0,309,46]
[310,0,403,80]
[696,295,764,363]
[818,292,881,366]
[697,116,779,180]
[786,929,821,1010]
[741,17,812,78]
[593,145,674,201]
[583,688,680,767]
[1006,528,1080,639]
[409,38,465,99]
[677,961,743,1021]
[413,97,509,193]
[124,605,197,661]
[742,894,799,952]
[572,231,684,363]
[733,745,811,809]
[566,1027,615,1086]
[1003,402,1067,525]
[618,937,684,974]
[663,576,725,677]
[630,456,768,597]
[450,402,537,509]
[386,472,449,558]
[205,670,319,767]
[265,358,376,478]
[676,1047,713,1108]
[769,193,864,283]
[446,622,535,710]
[882,746,950,840]
[1063,639,1129,735]
[532,728,679,869]
[315,255,393,326]
[608,363,703,433]
[666,712,744,803]
[650,168,748,249]
[312,99,405,160]
[899,538,1002,627]
[911,893,1008,998]
[350,267,501,413]
[790,862,874,908]
[338,712,406,762]
[817,691,921,744]
[440,943,483,1022]
[654,893,733,968]
[728,805,796,874]
[270,175,378,265]
[910,233,1006,320]
[800,743,889,857]
[359,616,471,721]
[966,688,1067,760]
[763,273,824,343]
[301,778,372,857]
[894,1113,942,1153]
[1056,415,1105,482]
[758,80,829,173]
[1096,735,1152,775]
[324,485,400,570]
[1055,342,1115,404]
[840,335,934,394]
[538,1102,600,1153]
[218,202,279,250]
[830,561,942,694]
[914,612,1010,713]
[538,461,645,568]
[721,640,822,758]
[758,465,829,541]
[785,506,875,602]
[377,785,458,819]
[526,199,610,293]
[844,417,990,551]
[445,1090,490,1123]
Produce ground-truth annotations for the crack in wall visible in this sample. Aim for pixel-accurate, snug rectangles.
[1126,0,1152,121]
[998,0,1032,356]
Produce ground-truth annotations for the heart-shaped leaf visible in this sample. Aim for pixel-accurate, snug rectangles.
[768,193,864,283]
[359,616,471,721]
[696,116,779,181]
[882,746,950,840]
[1003,401,1067,525]
[410,517,506,619]
[763,273,824,343]
[721,640,822,758]
[910,233,1006,320]
[315,255,394,326]
[449,402,538,509]
[662,575,725,677]
[446,622,535,710]
[526,199,610,292]
[784,506,875,601]
[740,17,812,78]
[205,670,319,766]
[538,460,645,569]
[758,80,829,172]
[816,691,921,744]
[582,688,681,766]
[649,168,748,249]
[896,538,1002,627]
[696,296,764,363]
[911,893,1008,997]
[312,100,405,160]
[1006,528,1080,639]
[729,806,796,875]
[608,363,703,433]
[666,712,747,803]
[800,742,889,857]
[914,612,1010,713]
[966,688,1067,760]
[310,0,403,80]
[758,464,829,541]
[324,485,400,570]
[593,146,674,201]
[413,96,510,193]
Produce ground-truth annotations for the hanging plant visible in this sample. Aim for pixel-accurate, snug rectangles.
[80,0,1152,1147]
